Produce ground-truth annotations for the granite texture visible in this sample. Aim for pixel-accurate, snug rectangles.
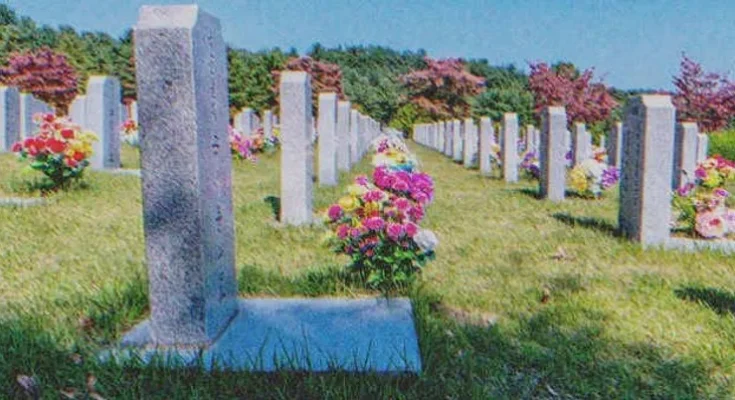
[86,76,122,169]
[502,113,519,182]
[539,107,567,202]
[69,95,87,127]
[618,95,676,246]
[279,71,314,225]
[572,122,592,165]
[234,108,255,134]
[349,110,360,165]
[317,93,338,186]
[606,122,623,167]
[452,120,463,162]
[462,118,476,168]
[0,197,47,207]
[672,122,698,189]
[479,117,494,176]
[0,86,20,152]
[134,4,238,345]
[696,133,709,164]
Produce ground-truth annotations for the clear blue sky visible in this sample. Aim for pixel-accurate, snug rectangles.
[5,0,734,90]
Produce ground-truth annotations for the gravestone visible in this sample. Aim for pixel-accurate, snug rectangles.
[281,71,314,225]
[443,121,452,157]
[0,86,20,152]
[672,121,698,189]
[463,118,476,168]
[126,4,238,345]
[618,95,675,247]
[235,108,255,134]
[696,133,708,163]
[599,135,606,150]
[358,114,368,157]
[437,122,445,152]
[571,122,592,165]
[524,124,535,153]
[86,76,121,169]
[336,101,351,171]
[502,113,519,182]
[263,109,273,138]
[539,107,566,202]
[130,100,138,122]
[317,92,338,186]
[349,109,359,165]
[479,116,494,176]
[69,95,87,126]
[606,122,623,167]
[452,119,463,162]
[19,94,35,139]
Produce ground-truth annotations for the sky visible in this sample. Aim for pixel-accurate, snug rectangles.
[4,0,734,90]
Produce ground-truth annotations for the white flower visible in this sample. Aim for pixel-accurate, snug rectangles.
[414,229,438,253]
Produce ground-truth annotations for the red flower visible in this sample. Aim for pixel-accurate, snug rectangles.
[65,158,78,168]
[72,151,85,161]
[11,142,22,152]
[47,138,66,153]
[60,128,74,139]
[43,113,55,123]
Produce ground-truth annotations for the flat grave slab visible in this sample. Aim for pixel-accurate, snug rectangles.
[105,297,422,373]
[663,237,735,254]
[0,197,47,207]
[95,168,141,177]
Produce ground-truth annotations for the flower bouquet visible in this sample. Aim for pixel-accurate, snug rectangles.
[672,155,735,239]
[120,119,139,147]
[567,146,619,198]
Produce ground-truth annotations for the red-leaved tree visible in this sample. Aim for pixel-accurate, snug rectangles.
[528,62,617,125]
[400,57,485,119]
[673,54,735,132]
[0,47,78,114]
[271,56,345,114]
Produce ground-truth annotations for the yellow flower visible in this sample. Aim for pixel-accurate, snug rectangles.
[569,166,589,193]
[338,196,359,212]
[363,201,381,215]
[347,184,368,197]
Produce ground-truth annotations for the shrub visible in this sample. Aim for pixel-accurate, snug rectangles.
[709,130,735,161]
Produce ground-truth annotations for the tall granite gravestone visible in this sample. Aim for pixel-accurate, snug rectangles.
[452,119,463,162]
[263,109,273,137]
[69,95,87,126]
[281,71,314,225]
[607,122,623,167]
[19,94,35,139]
[571,122,592,165]
[672,122,698,189]
[349,109,359,165]
[0,86,20,152]
[539,107,567,202]
[235,108,255,134]
[696,133,708,163]
[599,135,606,150]
[127,4,238,346]
[317,92,338,186]
[502,113,519,182]
[130,100,139,123]
[443,121,452,157]
[86,76,121,169]
[618,95,675,247]
[479,116,494,176]
[462,119,476,168]
[438,122,446,152]
[336,101,351,171]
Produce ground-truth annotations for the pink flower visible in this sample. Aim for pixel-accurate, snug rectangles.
[411,191,429,204]
[362,190,384,202]
[394,197,410,211]
[404,222,419,237]
[392,180,409,192]
[695,211,727,239]
[695,167,707,179]
[714,188,730,198]
[408,205,425,222]
[350,228,363,238]
[336,224,350,239]
[677,183,695,197]
[328,204,343,221]
[355,175,369,186]
[363,217,385,231]
[386,223,404,240]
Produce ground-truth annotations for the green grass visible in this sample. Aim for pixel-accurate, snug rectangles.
[710,129,735,160]
[2,144,735,399]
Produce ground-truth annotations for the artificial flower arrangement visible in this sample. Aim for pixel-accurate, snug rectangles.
[11,113,98,193]
[228,126,280,162]
[120,119,139,147]
[567,146,619,198]
[325,135,438,294]
[520,150,540,180]
[672,155,735,239]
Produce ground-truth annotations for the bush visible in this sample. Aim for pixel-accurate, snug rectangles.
[709,130,735,161]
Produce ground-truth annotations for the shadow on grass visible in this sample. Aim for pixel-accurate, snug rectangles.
[675,286,735,316]
[0,272,727,398]
[263,195,281,222]
[514,187,541,199]
[552,212,621,238]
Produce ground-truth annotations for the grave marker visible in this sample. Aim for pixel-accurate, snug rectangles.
[317,92,338,186]
[539,107,566,201]
[86,76,121,169]
[502,113,519,182]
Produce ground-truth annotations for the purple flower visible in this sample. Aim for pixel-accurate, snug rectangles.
[601,166,620,189]
[714,188,730,198]
[677,182,696,197]
[404,222,418,237]
[386,223,404,240]
[328,204,343,221]
[363,217,385,231]
[336,224,350,239]
[355,175,369,186]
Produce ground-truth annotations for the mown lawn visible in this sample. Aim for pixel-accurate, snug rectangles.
[1,142,734,399]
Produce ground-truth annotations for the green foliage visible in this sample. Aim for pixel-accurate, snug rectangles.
[228,48,287,115]
[389,103,430,136]
[709,130,735,160]
[471,88,534,126]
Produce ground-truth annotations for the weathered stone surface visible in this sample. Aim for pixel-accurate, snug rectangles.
[437,122,445,152]
[0,86,20,152]
[234,108,255,134]
[462,119,476,168]
[696,133,709,163]
[280,71,314,225]
[606,122,623,167]
[336,101,351,171]
[130,100,138,122]
[69,95,87,126]
[349,110,359,165]
[571,122,592,165]
[317,93,338,186]
[263,109,273,138]
[479,116,494,176]
[452,119,463,162]
[86,76,121,169]
[672,122,698,189]
[539,107,567,202]
[618,95,676,247]
[131,4,238,345]
[502,113,519,182]
[20,94,35,139]
[443,121,452,157]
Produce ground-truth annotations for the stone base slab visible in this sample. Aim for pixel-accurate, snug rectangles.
[0,197,47,207]
[103,297,422,373]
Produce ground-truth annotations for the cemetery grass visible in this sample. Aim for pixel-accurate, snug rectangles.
[1,146,735,399]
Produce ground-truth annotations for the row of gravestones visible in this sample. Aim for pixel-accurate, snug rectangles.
[414,99,731,254]
[0,89,54,151]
